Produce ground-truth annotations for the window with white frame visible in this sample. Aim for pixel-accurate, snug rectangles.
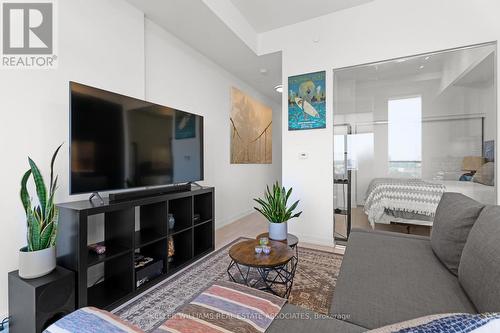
[388,96,422,178]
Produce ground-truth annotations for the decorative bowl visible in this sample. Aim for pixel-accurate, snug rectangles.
[255,246,263,254]
[259,237,269,246]
[262,246,271,255]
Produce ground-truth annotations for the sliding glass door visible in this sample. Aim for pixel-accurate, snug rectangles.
[333,43,497,242]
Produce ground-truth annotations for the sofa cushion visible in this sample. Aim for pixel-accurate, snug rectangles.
[431,192,484,275]
[459,205,500,312]
[331,229,476,329]
[267,304,366,333]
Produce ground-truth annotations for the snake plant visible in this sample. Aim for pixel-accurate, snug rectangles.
[20,144,62,252]
[254,181,302,223]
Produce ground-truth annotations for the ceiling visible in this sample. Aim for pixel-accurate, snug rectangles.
[335,53,446,83]
[126,0,282,103]
[231,0,374,33]
[334,46,495,115]
[335,46,495,87]
[127,0,377,104]
[457,53,495,87]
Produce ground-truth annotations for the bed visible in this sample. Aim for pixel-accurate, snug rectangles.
[363,178,496,227]
[435,180,496,205]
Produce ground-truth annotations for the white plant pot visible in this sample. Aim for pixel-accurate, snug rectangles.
[269,222,287,241]
[19,246,56,279]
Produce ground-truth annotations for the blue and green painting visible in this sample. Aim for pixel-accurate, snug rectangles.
[288,71,326,130]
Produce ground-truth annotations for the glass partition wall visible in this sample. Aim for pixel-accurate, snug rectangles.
[333,43,497,243]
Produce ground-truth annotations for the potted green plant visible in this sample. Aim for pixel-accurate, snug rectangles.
[254,181,302,240]
[19,145,62,279]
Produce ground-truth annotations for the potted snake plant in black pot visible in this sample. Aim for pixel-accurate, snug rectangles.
[19,144,62,279]
[254,182,302,241]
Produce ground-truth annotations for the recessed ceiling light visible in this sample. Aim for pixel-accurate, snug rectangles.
[396,59,407,63]
[274,84,283,93]
[260,68,268,75]
[425,56,431,61]
[419,65,425,69]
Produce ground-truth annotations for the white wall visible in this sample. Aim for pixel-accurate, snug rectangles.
[0,0,145,318]
[259,0,500,246]
[0,0,281,318]
[145,19,282,228]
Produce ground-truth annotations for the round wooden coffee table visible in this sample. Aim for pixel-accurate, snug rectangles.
[227,239,297,298]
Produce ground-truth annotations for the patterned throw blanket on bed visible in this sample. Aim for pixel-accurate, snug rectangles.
[364,178,446,227]
[156,281,286,333]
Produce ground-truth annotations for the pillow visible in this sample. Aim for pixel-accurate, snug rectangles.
[473,162,495,186]
[367,313,500,333]
[431,192,484,276]
[459,205,500,312]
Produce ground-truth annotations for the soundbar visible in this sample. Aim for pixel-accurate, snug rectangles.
[108,184,191,202]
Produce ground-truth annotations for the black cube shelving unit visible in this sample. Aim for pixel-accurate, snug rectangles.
[57,187,214,310]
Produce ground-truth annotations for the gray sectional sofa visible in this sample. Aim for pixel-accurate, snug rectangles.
[268,192,500,332]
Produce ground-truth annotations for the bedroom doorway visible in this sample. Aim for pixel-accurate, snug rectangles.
[333,43,497,241]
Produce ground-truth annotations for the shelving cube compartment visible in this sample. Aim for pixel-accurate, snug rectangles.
[86,209,135,309]
[168,196,193,233]
[194,220,214,257]
[135,202,168,248]
[168,229,193,272]
[87,255,133,309]
[194,192,213,224]
[134,202,169,290]
[134,238,168,291]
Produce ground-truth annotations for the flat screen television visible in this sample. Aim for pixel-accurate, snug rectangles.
[70,82,203,195]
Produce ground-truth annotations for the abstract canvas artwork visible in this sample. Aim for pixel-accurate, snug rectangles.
[230,87,272,164]
[288,71,326,130]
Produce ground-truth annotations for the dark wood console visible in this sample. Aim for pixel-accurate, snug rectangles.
[56,187,215,310]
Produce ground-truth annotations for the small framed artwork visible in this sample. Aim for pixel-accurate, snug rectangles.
[288,71,326,130]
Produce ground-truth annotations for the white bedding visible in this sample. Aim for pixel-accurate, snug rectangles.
[435,180,496,205]
[363,179,496,227]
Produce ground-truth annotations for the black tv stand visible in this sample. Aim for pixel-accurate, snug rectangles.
[56,187,215,310]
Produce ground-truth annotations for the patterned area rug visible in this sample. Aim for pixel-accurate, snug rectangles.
[116,238,343,332]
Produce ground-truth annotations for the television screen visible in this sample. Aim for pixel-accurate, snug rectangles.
[70,82,203,194]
